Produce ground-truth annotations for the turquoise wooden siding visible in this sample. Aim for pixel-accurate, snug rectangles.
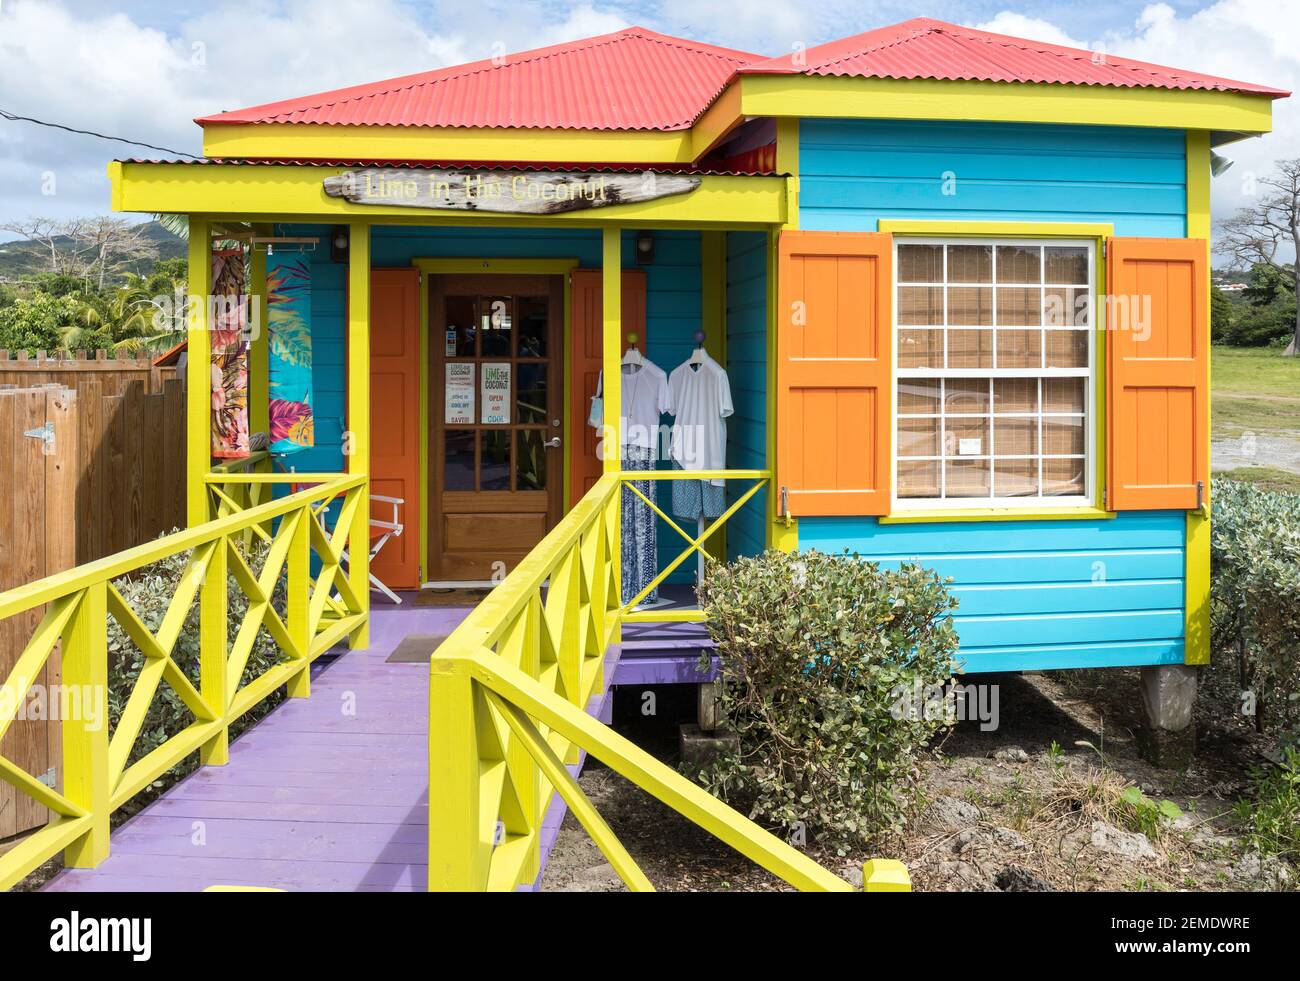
[799,119,1187,237]
[725,231,769,562]
[283,224,771,580]
[797,512,1187,672]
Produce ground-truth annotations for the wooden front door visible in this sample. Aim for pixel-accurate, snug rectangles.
[369,269,421,589]
[428,274,565,581]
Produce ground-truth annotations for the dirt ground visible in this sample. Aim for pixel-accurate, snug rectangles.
[540,669,1293,893]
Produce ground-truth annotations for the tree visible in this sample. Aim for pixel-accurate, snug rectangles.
[1216,159,1300,354]
[0,216,159,287]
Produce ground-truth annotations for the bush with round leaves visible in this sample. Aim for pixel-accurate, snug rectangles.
[695,549,959,854]
[1211,478,1300,734]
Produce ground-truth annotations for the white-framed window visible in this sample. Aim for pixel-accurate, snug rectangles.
[893,238,1094,509]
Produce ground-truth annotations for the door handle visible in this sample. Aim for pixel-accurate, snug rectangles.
[544,436,562,449]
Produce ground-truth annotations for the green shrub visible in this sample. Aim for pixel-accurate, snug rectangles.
[695,549,959,853]
[1236,748,1300,865]
[107,535,289,791]
[1211,479,1300,733]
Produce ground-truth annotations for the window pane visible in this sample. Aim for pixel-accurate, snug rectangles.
[480,296,513,357]
[1043,458,1085,496]
[517,295,548,358]
[898,329,942,368]
[898,461,940,499]
[996,287,1041,327]
[898,378,941,414]
[1043,377,1085,414]
[945,460,991,497]
[947,286,991,326]
[994,459,1039,497]
[994,378,1038,414]
[516,430,547,491]
[996,245,1041,284]
[1045,330,1088,369]
[516,364,547,424]
[898,286,943,326]
[444,431,475,490]
[946,328,992,368]
[948,245,992,284]
[480,431,511,490]
[898,417,940,457]
[898,244,943,283]
[445,296,477,356]
[944,415,989,457]
[996,329,1042,369]
[1045,246,1089,284]
[945,379,990,414]
[994,417,1038,456]
[1044,287,1089,327]
[1043,416,1085,455]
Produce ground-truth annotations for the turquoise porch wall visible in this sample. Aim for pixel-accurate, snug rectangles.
[794,119,1190,671]
[282,224,762,581]
[725,231,769,561]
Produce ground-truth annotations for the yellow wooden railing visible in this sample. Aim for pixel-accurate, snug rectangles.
[428,471,911,893]
[0,474,367,891]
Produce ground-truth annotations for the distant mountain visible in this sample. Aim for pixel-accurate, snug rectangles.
[0,219,186,283]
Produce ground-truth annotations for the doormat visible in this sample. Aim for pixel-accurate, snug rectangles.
[415,587,494,607]
[385,634,452,663]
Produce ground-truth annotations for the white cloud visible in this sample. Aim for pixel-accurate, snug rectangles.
[0,0,629,223]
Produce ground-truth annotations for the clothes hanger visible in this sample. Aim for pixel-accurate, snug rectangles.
[687,329,707,366]
[622,331,644,366]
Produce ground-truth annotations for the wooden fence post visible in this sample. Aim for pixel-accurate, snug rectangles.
[199,538,229,766]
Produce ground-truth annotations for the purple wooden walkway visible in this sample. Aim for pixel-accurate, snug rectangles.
[41,590,713,892]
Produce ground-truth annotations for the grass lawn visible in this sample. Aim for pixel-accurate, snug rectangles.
[1212,346,1300,438]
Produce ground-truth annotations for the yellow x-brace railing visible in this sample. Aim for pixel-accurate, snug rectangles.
[0,473,367,891]
[428,470,911,893]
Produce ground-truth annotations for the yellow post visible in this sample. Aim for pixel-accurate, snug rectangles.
[1184,130,1212,666]
[286,507,311,697]
[199,537,229,765]
[248,226,270,443]
[347,223,371,648]
[61,582,109,868]
[428,656,483,890]
[601,227,622,474]
[186,217,213,526]
[863,858,912,892]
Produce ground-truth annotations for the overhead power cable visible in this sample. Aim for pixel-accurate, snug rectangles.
[0,107,200,159]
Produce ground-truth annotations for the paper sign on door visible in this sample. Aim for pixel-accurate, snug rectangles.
[445,363,474,424]
[481,363,511,425]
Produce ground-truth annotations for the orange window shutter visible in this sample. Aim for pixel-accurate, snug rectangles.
[1105,237,1209,511]
[777,231,892,517]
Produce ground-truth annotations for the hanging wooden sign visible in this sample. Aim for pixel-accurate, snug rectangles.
[322,169,701,215]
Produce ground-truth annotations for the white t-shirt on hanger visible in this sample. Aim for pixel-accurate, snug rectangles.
[593,360,673,452]
[668,352,733,485]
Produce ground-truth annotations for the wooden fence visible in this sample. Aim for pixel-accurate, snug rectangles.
[0,350,180,402]
[0,377,186,846]
[0,387,76,843]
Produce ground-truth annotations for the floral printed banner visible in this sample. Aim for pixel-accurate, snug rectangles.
[267,254,314,455]
[210,248,249,459]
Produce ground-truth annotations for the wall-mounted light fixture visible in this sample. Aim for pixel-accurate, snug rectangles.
[635,230,655,265]
[331,225,350,263]
[1211,151,1235,177]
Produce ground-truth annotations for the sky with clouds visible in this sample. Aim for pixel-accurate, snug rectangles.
[1,0,1296,242]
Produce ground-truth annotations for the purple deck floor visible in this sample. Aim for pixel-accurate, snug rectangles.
[41,586,711,893]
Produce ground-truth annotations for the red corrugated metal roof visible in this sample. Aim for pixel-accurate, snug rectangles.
[740,17,1288,96]
[197,27,763,131]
